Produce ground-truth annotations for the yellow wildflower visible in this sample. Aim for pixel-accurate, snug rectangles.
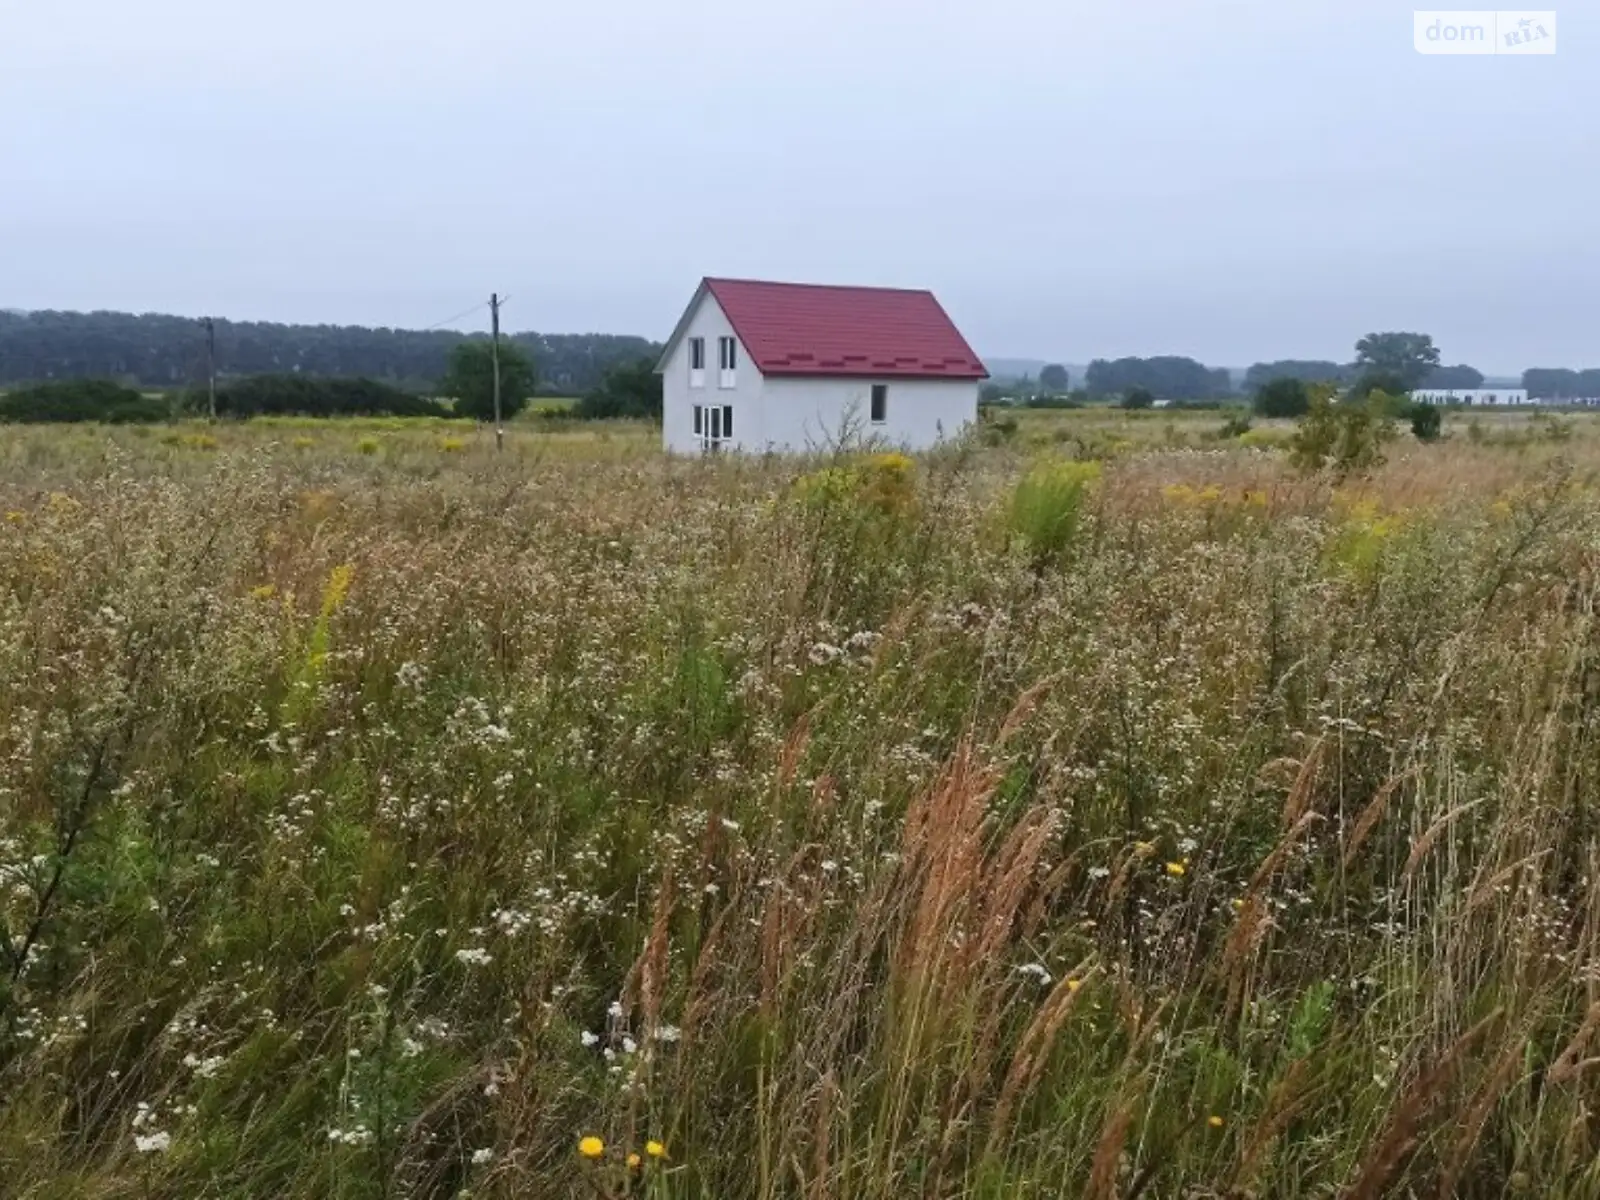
[627,1152,642,1170]
[1208,1115,1224,1129]
[578,1135,604,1159]
[3,510,24,524]
[1165,861,1186,877]
[645,1139,667,1159]
[1066,978,1082,993]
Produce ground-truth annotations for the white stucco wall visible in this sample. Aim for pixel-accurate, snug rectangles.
[661,292,765,453]
[756,377,979,452]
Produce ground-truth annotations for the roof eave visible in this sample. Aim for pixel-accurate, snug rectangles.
[653,279,711,375]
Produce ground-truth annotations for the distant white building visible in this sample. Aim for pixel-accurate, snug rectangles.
[1412,388,1531,406]
[656,277,987,454]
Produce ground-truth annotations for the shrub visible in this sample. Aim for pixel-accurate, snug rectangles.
[1290,389,1395,475]
[1409,403,1442,442]
[795,453,917,521]
[1237,427,1292,450]
[205,376,447,419]
[576,358,662,421]
[356,437,381,456]
[1009,459,1100,566]
[0,380,172,423]
[1121,387,1155,410]
[1218,412,1253,439]
[982,413,1019,446]
[1254,378,1311,418]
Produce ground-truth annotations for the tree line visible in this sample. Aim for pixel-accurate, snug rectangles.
[1011,341,1598,405]
[0,336,665,425]
[0,309,660,395]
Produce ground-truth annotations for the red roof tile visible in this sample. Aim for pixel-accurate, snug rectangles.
[702,278,988,381]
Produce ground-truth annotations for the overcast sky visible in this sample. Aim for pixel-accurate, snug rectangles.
[2,1,1592,371]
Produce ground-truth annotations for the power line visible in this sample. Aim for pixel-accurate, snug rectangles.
[421,301,489,332]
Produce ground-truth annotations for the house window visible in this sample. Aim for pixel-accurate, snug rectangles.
[723,405,734,439]
[693,404,703,435]
[718,337,737,388]
[870,384,888,424]
[689,338,706,387]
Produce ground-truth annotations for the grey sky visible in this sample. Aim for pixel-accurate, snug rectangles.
[3,1,1592,372]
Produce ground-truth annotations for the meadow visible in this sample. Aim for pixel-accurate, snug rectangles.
[4,408,1600,1198]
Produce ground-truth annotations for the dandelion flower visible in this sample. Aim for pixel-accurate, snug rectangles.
[1208,1115,1225,1129]
[1165,861,1186,877]
[578,1135,605,1159]
[646,1139,667,1159]
[627,1152,642,1169]
[1066,978,1082,992]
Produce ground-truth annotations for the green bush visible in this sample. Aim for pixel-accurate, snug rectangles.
[1254,378,1311,418]
[1009,459,1100,566]
[1290,390,1395,475]
[576,357,662,420]
[1218,412,1253,439]
[202,376,447,419]
[0,379,172,423]
[1409,403,1442,442]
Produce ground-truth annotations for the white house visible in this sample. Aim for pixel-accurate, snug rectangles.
[656,277,988,454]
[1412,388,1532,406]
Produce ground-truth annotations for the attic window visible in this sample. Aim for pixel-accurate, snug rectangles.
[870,385,887,424]
[689,338,706,388]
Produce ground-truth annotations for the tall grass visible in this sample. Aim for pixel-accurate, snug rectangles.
[3,418,1600,1197]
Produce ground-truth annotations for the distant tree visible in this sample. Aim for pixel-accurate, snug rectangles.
[1254,377,1311,418]
[576,357,663,420]
[439,340,536,421]
[1086,356,1229,401]
[1410,402,1442,442]
[1122,386,1155,410]
[1423,363,1485,389]
[979,382,1009,405]
[1523,367,1600,400]
[1039,363,1070,393]
[1354,332,1440,392]
[1244,360,1351,391]
[1350,369,1413,401]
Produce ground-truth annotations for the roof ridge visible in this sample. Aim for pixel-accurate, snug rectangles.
[704,276,935,296]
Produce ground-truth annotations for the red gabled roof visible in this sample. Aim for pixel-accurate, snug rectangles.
[701,278,988,381]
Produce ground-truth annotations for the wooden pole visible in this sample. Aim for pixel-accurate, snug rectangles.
[490,293,503,452]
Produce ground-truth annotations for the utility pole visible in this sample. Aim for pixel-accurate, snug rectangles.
[204,317,217,421]
[489,293,503,452]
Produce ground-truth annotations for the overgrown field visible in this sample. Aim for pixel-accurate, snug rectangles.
[5,414,1600,1198]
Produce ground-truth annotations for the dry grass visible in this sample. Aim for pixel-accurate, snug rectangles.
[3,412,1600,1197]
